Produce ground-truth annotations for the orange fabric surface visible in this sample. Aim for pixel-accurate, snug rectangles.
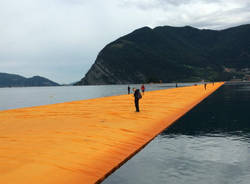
[0,82,224,184]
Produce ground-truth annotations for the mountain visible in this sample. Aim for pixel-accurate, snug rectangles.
[0,73,60,87]
[76,24,250,85]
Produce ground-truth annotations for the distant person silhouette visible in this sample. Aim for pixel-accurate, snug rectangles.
[133,88,142,112]
[128,86,131,94]
[141,84,145,95]
[176,83,178,88]
[204,83,207,90]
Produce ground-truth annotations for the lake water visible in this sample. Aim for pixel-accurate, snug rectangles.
[0,83,191,110]
[0,82,249,184]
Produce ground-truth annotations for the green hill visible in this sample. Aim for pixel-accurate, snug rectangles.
[76,24,250,85]
[0,73,60,87]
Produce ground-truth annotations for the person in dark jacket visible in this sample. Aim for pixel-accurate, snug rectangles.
[128,86,131,94]
[133,88,141,112]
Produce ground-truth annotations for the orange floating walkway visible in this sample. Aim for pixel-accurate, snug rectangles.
[0,82,224,184]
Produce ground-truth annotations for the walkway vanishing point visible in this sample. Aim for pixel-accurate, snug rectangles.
[0,82,224,184]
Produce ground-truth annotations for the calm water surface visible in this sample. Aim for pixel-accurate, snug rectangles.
[0,83,189,110]
[103,83,250,184]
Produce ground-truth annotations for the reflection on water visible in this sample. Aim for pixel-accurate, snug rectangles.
[103,83,250,184]
[166,83,250,135]
[103,135,250,184]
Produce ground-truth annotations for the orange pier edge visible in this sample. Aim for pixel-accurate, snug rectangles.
[0,82,224,184]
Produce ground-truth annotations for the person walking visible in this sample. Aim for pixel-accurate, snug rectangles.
[133,88,142,112]
[128,86,131,94]
[141,84,145,95]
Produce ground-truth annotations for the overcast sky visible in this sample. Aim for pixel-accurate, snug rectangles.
[0,0,250,84]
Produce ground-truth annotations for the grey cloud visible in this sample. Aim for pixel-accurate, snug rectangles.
[120,0,221,10]
[122,0,250,30]
[185,1,250,29]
